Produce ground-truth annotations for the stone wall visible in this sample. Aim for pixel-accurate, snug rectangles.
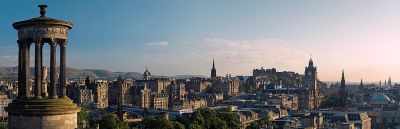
[9,113,77,129]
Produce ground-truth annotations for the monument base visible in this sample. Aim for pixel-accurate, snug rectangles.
[5,98,80,129]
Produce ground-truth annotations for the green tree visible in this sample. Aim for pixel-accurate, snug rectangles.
[0,124,7,129]
[141,115,184,129]
[171,121,185,129]
[188,108,239,129]
[320,94,342,108]
[96,114,129,129]
[77,108,89,125]
[219,112,240,129]
[246,117,275,129]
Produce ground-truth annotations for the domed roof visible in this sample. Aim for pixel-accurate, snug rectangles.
[12,5,73,29]
[371,93,391,102]
[143,68,151,76]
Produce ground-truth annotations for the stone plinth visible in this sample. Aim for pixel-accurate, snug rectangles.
[5,98,80,129]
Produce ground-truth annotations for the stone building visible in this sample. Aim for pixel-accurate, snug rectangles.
[135,69,174,94]
[88,80,108,109]
[0,92,11,121]
[186,78,212,93]
[350,93,400,128]
[109,78,133,106]
[67,81,94,109]
[67,77,108,109]
[167,82,187,104]
[211,75,240,96]
[132,83,151,108]
[171,98,207,110]
[150,93,169,110]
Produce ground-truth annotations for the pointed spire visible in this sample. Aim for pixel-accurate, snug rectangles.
[308,55,314,67]
[341,70,345,79]
[341,70,345,85]
[360,78,364,86]
[212,58,215,68]
[211,59,217,78]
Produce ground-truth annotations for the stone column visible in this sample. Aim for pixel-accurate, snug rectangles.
[34,39,42,99]
[49,41,58,99]
[59,40,67,98]
[22,41,31,98]
[17,40,23,98]
[41,67,48,97]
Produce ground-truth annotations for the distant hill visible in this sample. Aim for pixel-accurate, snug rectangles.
[0,67,143,81]
[0,67,209,81]
[172,75,208,79]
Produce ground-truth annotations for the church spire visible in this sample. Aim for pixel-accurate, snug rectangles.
[211,59,217,79]
[341,70,345,83]
[339,69,347,106]
[213,58,215,68]
[360,78,363,86]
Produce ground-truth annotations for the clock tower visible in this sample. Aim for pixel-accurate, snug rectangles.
[304,58,317,90]
[299,57,321,110]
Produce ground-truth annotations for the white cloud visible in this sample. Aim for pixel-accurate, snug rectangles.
[146,41,169,46]
[0,55,17,62]
[199,38,307,67]
[0,55,18,66]
[136,38,309,76]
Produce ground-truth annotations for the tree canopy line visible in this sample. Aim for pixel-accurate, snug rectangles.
[78,108,275,129]
[320,94,343,108]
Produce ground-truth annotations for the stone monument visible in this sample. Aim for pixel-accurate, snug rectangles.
[5,5,80,129]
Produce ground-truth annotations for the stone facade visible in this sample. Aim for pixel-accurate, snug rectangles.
[151,93,169,110]
[109,79,133,106]
[186,78,211,93]
[87,79,108,109]
[132,83,151,108]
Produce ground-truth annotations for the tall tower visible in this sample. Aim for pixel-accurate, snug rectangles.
[301,57,320,110]
[117,77,124,121]
[339,70,347,106]
[388,76,392,87]
[211,59,217,79]
[6,5,80,129]
[304,58,317,90]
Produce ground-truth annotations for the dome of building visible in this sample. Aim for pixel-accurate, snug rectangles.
[371,93,392,105]
[371,93,391,102]
[143,68,151,76]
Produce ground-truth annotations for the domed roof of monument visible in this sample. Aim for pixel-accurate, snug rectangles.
[12,5,73,29]
[371,93,391,102]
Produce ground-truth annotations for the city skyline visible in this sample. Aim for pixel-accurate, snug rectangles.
[1,1,400,82]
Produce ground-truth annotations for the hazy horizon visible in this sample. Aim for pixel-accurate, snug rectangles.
[1,1,400,82]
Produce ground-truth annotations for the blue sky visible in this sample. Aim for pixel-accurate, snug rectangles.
[1,0,400,82]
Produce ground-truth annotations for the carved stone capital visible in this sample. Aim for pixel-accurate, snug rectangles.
[49,39,58,46]
[58,39,68,47]
[17,39,31,48]
[33,38,43,45]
